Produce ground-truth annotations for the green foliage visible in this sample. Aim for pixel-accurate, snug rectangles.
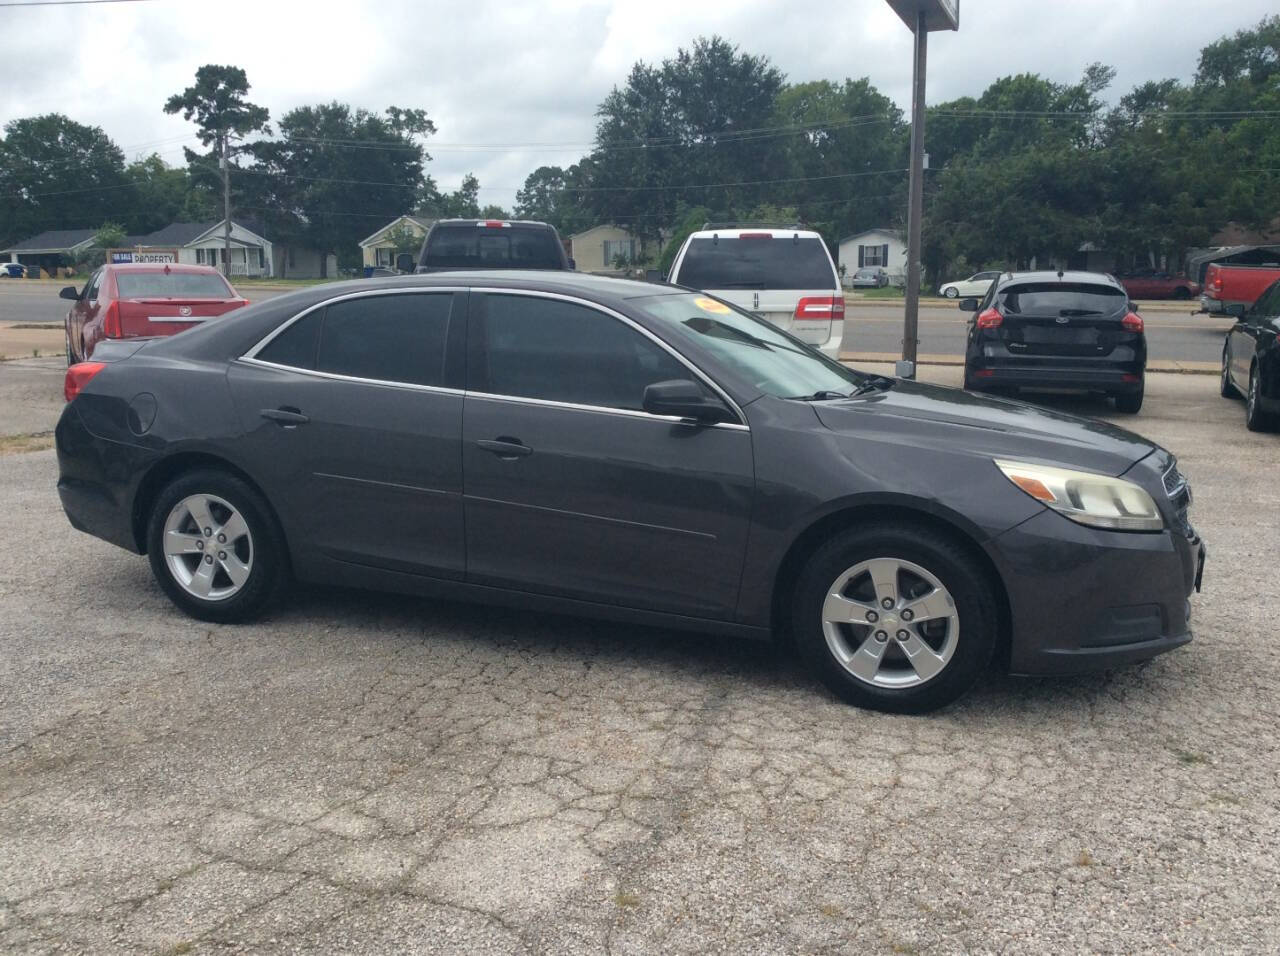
[657,205,710,275]
[93,222,127,248]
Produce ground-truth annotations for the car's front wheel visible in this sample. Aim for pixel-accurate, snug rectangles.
[790,523,999,714]
[943,287,959,299]
[146,469,286,622]
[1246,364,1276,432]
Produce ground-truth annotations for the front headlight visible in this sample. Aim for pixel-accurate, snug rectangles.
[994,459,1164,532]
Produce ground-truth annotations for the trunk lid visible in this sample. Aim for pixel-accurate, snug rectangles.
[989,281,1134,356]
[116,297,248,338]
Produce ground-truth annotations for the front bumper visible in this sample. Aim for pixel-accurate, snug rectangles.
[989,508,1202,676]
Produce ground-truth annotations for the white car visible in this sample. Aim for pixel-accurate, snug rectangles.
[667,227,845,353]
[939,270,1001,299]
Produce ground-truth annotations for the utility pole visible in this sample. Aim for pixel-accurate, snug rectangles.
[885,0,959,380]
[220,133,232,280]
[900,12,927,379]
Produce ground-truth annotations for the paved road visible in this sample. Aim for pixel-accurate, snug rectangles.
[0,283,1235,365]
[2,369,1277,953]
[839,301,1232,366]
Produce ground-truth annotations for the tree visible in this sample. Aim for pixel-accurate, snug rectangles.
[164,65,270,275]
[0,114,129,245]
[124,154,201,234]
[250,103,434,274]
[514,164,595,233]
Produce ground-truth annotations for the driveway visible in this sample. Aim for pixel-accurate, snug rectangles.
[0,369,1277,953]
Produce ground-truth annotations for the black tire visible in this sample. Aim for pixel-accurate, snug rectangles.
[1114,380,1144,414]
[1220,346,1239,399]
[1245,364,1277,432]
[1173,287,1191,301]
[146,469,286,623]
[789,523,1000,714]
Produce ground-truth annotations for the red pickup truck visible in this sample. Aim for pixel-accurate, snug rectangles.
[1201,262,1280,315]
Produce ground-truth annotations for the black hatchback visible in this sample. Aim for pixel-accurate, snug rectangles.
[55,272,1202,713]
[961,271,1147,413]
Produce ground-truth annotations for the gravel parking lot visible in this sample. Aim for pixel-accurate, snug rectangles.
[1,365,1278,953]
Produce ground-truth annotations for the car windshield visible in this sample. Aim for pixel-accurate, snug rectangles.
[424,225,564,269]
[677,237,836,290]
[630,292,864,398]
[115,273,232,298]
[998,283,1126,316]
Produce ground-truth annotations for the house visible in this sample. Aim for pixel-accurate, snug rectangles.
[838,228,907,286]
[0,229,98,276]
[132,221,274,278]
[568,224,664,274]
[358,215,433,269]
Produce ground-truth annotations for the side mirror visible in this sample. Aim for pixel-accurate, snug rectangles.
[959,297,979,312]
[394,253,415,274]
[645,269,662,283]
[643,379,732,424]
[59,285,80,301]
[1129,301,1140,313]
[1225,303,1246,318]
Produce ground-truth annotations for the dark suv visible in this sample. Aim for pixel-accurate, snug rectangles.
[961,271,1147,413]
[400,219,573,273]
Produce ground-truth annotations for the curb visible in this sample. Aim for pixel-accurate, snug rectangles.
[838,352,1219,375]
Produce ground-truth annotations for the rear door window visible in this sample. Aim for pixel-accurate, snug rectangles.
[256,293,453,386]
[676,237,836,290]
[115,273,233,298]
[424,225,564,269]
[997,283,1127,316]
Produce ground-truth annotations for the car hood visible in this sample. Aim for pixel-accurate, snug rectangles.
[813,379,1159,476]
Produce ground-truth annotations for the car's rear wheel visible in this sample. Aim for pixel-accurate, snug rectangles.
[1220,346,1239,399]
[943,287,959,299]
[1114,378,1144,414]
[1246,364,1276,432]
[790,523,999,714]
[146,469,285,622]
[1173,287,1191,301]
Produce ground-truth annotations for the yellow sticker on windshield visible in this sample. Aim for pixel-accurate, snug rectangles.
[694,297,731,315]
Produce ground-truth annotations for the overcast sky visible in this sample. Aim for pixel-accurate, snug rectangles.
[1,0,1274,205]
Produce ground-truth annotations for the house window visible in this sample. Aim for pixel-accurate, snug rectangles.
[861,244,885,267]
[602,239,636,265]
[196,249,204,265]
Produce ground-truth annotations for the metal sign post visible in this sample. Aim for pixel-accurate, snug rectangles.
[885,0,959,379]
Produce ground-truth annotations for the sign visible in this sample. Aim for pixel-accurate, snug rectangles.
[885,0,959,31]
[108,248,180,265]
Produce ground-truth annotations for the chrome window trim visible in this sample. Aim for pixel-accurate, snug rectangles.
[242,286,466,362]
[236,356,465,396]
[470,287,749,428]
[465,389,749,431]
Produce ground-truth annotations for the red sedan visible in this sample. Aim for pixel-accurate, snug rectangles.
[62,263,248,364]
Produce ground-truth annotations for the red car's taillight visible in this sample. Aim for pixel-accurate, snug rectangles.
[794,296,846,319]
[101,301,122,338]
[1122,312,1144,333]
[976,307,1003,329]
[64,362,106,402]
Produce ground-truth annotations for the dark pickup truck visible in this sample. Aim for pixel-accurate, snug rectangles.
[392,219,574,274]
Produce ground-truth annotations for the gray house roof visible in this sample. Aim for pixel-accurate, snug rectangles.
[2,229,97,254]
[136,222,219,247]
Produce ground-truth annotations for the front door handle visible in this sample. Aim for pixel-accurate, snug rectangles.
[260,407,309,426]
[476,437,532,459]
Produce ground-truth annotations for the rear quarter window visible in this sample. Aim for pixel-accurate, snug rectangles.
[675,237,836,290]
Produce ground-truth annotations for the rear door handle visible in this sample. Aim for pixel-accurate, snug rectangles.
[260,407,309,426]
[476,437,532,459]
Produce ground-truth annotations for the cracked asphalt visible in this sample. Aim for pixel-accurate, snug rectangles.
[1,369,1278,954]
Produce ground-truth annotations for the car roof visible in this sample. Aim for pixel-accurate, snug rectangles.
[687,228,824,240]
[997,270,1123,289]
[431,219,555,230]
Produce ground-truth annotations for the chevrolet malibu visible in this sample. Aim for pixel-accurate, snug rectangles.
[55,272,1204,713]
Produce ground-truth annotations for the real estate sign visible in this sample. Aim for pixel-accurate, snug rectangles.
[108,248,179,264]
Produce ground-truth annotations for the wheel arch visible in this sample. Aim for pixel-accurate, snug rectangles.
[768,499,1013,665]
[131,451,289,565]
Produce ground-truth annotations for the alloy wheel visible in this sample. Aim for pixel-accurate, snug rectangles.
[162,494,254,601]
[821,557,959,689]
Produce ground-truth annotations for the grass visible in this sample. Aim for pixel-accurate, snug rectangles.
[612,890,641,908]
[0,432,55,455]
[850,285,905,299]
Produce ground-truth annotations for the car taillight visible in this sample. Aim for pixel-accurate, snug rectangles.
[102,301,122,338]
[64,362,106,402]
[1122,312,1144,332]
[738,232,773,239]
[481,220,509,228]
[976,307,1002,329]
[794,296,845,319]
